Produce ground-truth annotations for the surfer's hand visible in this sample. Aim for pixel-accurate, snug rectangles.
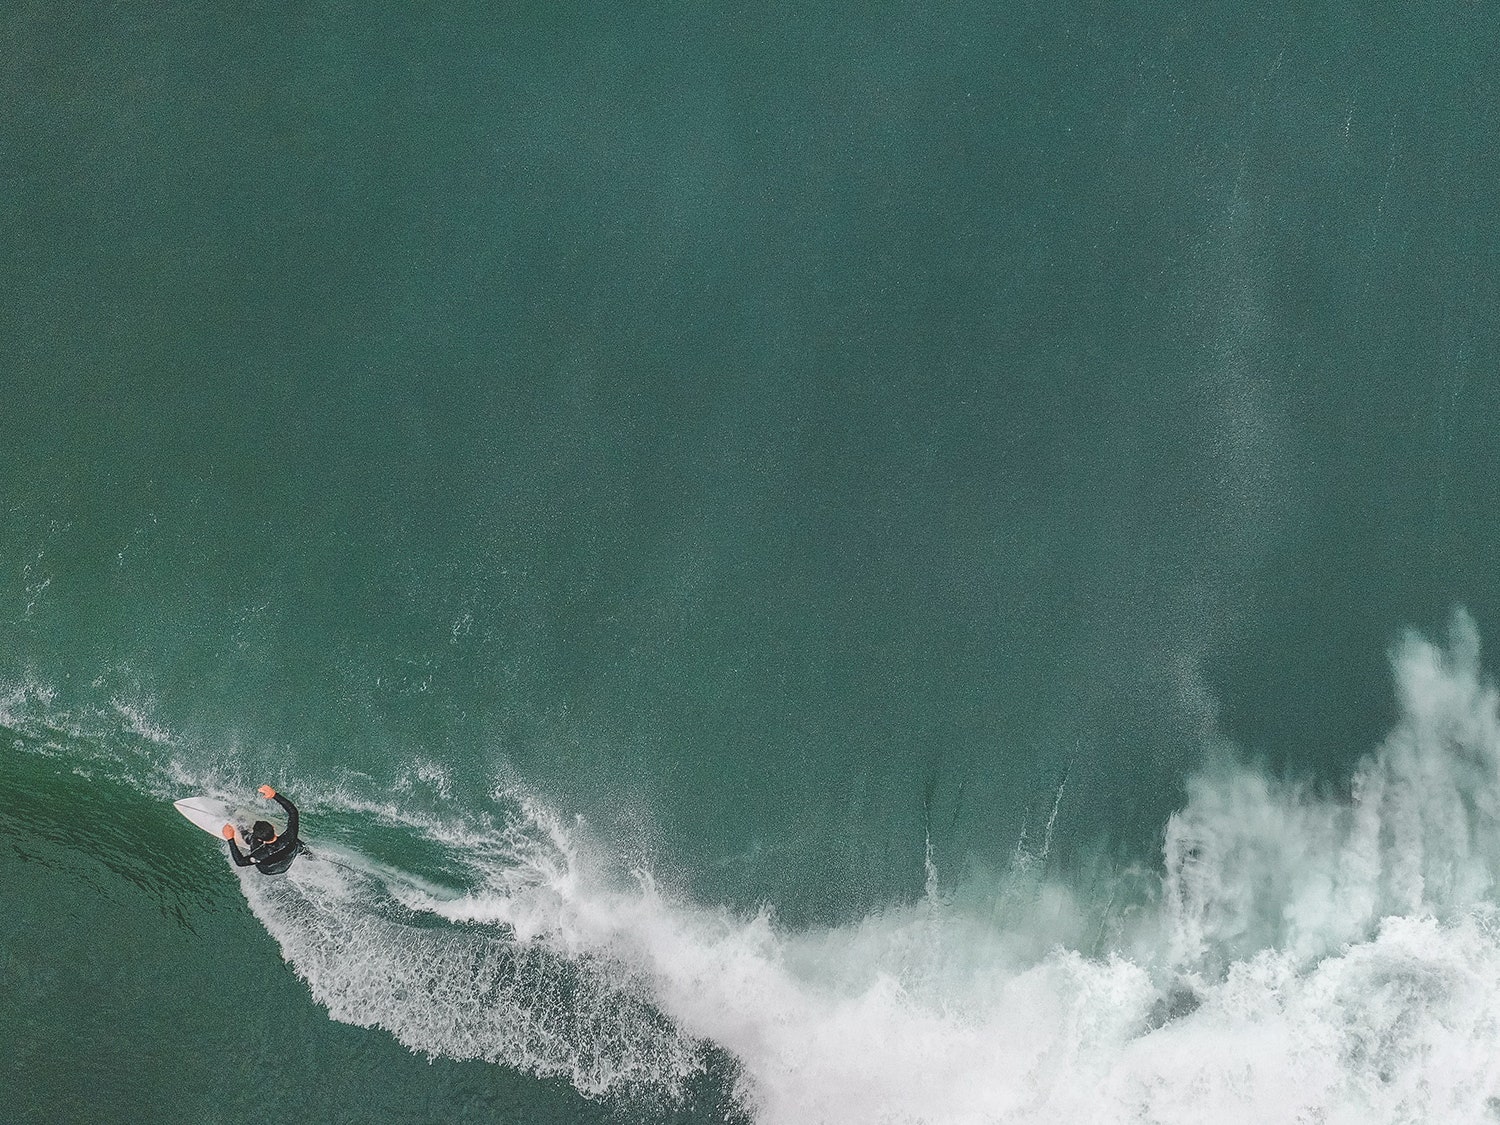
[221,824,235,839]
[258,784,276,799]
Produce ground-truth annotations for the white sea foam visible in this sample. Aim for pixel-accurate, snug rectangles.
[0,674,59,730]
[12,614,1500,1122]
[109,695,175,746]
[217,612,1500,1122]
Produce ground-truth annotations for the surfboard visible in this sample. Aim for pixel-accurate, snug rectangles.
[174,795,252,837]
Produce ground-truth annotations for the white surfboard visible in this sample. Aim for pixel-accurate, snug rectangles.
[174,795,252,837]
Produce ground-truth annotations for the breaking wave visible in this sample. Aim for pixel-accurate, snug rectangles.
[11,612,1500,1122]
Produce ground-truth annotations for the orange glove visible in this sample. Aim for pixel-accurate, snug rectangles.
[258,784,277,799]
[221,824,236,839]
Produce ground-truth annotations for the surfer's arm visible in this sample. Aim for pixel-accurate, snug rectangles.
[271,791,299,839]
[226,836,254,867]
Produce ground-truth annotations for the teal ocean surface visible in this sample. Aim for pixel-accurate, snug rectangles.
[6,3,1500,1122]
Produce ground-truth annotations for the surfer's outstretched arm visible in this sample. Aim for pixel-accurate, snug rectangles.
[274,792,298,839]
[260,785,298,840]
[223,824,254,867]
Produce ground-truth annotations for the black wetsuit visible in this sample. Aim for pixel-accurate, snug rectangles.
[227,792,303,875]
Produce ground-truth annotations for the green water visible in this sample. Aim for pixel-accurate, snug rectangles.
[6,2,1500,1122]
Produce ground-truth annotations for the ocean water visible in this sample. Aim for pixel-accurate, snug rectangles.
[5,2,1500,1122]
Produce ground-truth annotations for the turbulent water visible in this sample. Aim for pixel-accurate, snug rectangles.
[11,616,1500,1123]
[6,2,1500,1123]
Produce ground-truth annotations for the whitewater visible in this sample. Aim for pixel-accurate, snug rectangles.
[7,612,1500,1124]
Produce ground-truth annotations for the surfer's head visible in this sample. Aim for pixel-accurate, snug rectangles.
[250,820,277,845]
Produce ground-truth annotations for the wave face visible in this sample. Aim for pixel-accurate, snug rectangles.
[25,611,1469,1124]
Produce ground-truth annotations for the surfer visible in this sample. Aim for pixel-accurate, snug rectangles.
[221,785,303,875]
